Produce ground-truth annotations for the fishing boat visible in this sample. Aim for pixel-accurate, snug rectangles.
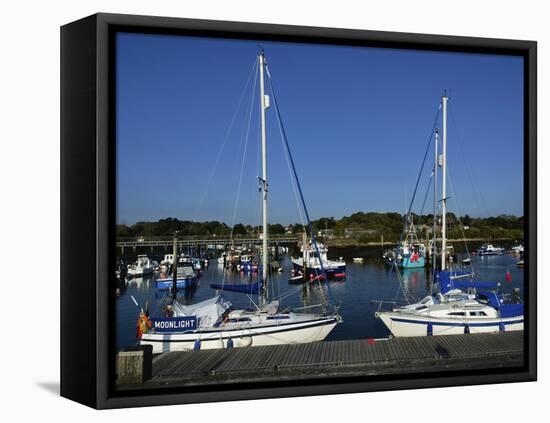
[376,93,523,337]
[155,264,199,290]
[291,240,346,280]
[140,52,340,352]
[353,257,365,263]
[127,255,154,277]
[477,243,505,256]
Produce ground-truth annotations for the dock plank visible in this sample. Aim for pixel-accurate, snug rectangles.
[121,332,524,390]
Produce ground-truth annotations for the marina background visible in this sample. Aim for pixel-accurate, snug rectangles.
[116,245,524,351]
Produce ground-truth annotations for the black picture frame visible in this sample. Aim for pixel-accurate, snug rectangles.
[60,12,537,409]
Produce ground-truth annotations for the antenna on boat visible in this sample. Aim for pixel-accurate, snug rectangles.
[441,92,448,271]
[258,51,269,305]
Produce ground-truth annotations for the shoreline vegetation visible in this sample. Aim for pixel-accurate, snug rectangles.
[116,213,524,244]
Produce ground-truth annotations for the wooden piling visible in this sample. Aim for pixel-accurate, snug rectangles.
[116,345,152,385]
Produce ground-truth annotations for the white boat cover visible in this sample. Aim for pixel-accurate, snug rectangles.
[176,265,195,278]
[172,295,232,328]
[261,300,280,315]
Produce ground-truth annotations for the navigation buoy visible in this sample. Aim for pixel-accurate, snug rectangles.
[505,270,512,283]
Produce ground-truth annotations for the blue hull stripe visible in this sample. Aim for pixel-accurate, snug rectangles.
[390,317,523,327]
[144,317,338,341]
[292,263,346,273]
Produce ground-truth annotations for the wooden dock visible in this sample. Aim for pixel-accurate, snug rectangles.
[118,332,524,390]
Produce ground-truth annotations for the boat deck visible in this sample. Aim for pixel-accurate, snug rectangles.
[118,331,524,390]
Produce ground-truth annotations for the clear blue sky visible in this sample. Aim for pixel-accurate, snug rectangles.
[116,32,524,226]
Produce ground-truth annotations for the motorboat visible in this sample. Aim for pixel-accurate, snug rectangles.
[291,241,346,279]
[477,244,505,256]
[127,255,154,277]
[155,264,198,290]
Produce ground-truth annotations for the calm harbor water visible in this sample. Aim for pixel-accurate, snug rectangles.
[115,246,524,351]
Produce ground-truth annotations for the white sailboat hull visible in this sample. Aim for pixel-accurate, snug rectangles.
[141,317,338,353]
[376,312,523,337]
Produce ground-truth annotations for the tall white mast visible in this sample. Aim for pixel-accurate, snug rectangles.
[259,52,269,299]
[441,93,448,271]
[433,128,438,277]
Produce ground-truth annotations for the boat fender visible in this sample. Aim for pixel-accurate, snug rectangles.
[464,324,470,334]
[193,339,201,350]
[240,335,253,347]
[426,322,433,336]
[227,338,234,349]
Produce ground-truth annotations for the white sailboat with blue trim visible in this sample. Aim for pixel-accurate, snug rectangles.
[139,52,340,353]
[376,93,524,337]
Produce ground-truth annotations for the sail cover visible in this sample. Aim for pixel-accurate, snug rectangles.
[172,295,232,328]
[436,271,496,294]
[210,281,261,294]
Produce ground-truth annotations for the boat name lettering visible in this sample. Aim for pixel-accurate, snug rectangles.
[152,317,197,332]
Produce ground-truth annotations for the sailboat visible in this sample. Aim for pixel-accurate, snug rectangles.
[139,52,340,353]
[384,217,427,269]
[375,93,524,337]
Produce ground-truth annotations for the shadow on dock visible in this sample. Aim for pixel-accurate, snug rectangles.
[117,332,524,390]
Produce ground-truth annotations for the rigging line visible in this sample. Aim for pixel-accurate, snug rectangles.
[405,105,441,218]
[446,163,475,274]
[191,58,258,224]
[246,102,262,250]
[229,62,258,242]
[448,106,486,218]
[280,127,306,229]
[390,104,442,304]
[263,61,305,232]
[221,61,258,291]
[265,65,336,308]
[418,169,434,220]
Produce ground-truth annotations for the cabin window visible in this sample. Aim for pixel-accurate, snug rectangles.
[266,315,291,320]
[229,317,252,323]
[415,306,428,311]
[448,312,465,316]
[469,311,487,316]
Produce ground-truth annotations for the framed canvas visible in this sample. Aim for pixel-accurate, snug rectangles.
[60,12,537,409]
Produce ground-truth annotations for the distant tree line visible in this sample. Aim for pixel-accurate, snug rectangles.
[116,217,288,238]
[116,213,524,242]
